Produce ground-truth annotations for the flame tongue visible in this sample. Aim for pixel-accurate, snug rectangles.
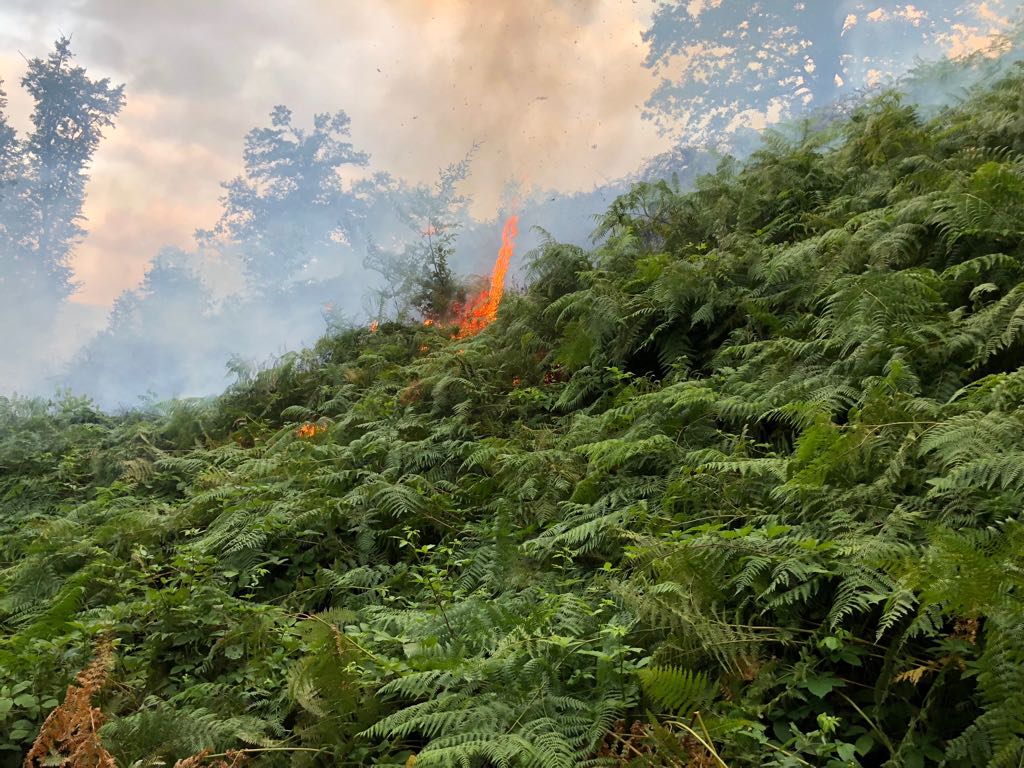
[456,215,519,338]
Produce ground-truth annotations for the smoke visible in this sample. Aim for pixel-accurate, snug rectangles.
[364,0,667,215]
[0,0,668,309]
[59,250,364,408]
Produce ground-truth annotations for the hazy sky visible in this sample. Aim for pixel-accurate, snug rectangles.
[0,0,1016,308]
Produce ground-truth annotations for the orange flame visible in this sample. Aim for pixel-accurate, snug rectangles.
[369,320,379,332]
[455,215,519,338]
[296,422,327,439]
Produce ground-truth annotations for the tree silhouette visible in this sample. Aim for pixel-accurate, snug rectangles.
[642,1,1007,144]
[67,247,220,405]
[364,150,475,321]
[0,79,21,279]
[198,106,373,289]
[19,36,125,300]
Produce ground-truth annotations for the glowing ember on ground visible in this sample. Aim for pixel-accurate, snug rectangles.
[454,215,519,338]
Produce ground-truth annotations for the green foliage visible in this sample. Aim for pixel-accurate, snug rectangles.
[7,64,1024,767]
[637,666,714,715]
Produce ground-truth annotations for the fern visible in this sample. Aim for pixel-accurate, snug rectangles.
[637,666,714,715]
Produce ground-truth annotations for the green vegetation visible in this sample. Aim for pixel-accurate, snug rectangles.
[5,65,1024,768]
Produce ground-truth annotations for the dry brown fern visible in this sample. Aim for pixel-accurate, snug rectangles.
[595,720,659,764]
[24,636,116,768]
[173,749,249,768]
[593,719,721,767]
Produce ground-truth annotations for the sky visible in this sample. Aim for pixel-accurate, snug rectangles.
[0,0,1017,314]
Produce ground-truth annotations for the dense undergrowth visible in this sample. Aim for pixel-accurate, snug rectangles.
[4,65,1024,768]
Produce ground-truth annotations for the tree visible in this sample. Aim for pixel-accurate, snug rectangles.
[66,248,220,405]
[0,80,18,195]
[0,79,22,282]
[19,36,124,300]
[364,149,475,320]
[198,106,372,289]
[642,1,1003,145]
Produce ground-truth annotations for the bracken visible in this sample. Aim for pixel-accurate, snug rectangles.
[24,636,115,768]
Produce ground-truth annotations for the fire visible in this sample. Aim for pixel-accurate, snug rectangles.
[369,320,379,332]
[454,215,519,338]
[296,422,327,439]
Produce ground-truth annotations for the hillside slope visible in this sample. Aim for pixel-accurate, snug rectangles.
[3,67,1024,767]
